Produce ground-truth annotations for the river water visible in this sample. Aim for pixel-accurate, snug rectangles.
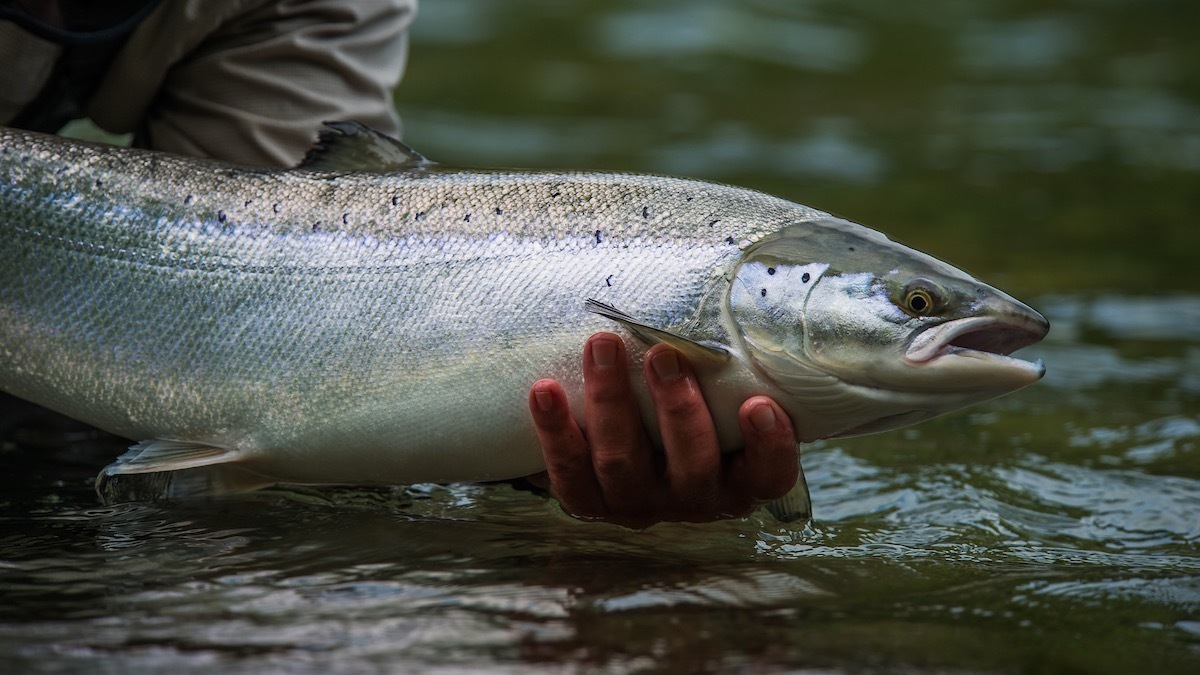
[2,0,1198,672]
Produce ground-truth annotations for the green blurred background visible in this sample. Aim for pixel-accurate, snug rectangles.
[398,0,1200,297]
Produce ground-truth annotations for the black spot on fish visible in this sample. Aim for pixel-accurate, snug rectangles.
[761,288,767,297]
[848,246,856,252]
[606,274,613,287]
[272,202,280,213]
[595,230,602,244]
[709,219,719,227]
[642,206,650,219]
[551,191,561,198]
[464,214,471,222]
[184,194,194,205]
[686,196,694,202]
[802,272,811,283]
[313,222,320,232]
[342,213,349,225]
[726,236,736,245]
[415,211,425,221]
[495,207,503,215]
[392,196,399,206]
[218,211,227,223]
[767,267,776,275]
[94,178,103,188]
[244,200,252,208]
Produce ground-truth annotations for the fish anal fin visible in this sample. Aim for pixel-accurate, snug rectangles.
[765,460,813,524]
[102,439,241,476]
[298,121,431,172]
[584,298,730,366]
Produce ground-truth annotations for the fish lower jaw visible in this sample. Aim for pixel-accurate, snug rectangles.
[902,348,1047,384]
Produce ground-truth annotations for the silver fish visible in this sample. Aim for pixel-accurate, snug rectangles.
[0,123,1048,516]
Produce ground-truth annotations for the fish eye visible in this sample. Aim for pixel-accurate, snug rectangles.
[901,280,940,316]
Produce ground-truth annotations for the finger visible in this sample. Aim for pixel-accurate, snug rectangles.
[528,378,605,518]
[727,396,800,504]
[582,333,658,515]
[644,344,721,513]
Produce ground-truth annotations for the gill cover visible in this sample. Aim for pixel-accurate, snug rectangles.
[728,219,880,442]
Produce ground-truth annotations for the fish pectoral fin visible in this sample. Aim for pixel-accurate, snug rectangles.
[584,298,731,365]
[298,121,432,172]
[765,460,813,524]
[102,439,241,476]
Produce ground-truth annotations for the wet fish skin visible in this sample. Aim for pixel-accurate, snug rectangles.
[0,124,1048,498]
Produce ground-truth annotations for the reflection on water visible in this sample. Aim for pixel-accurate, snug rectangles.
[3,0,1200,672]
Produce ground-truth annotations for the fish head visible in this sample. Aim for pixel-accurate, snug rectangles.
[727,217,1049,441]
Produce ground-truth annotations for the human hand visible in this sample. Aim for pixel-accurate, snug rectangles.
[527,332,800,528]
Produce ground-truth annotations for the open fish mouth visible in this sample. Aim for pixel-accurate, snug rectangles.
[904,315,1049,379]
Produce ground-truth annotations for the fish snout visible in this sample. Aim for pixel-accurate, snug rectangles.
[976,290,1050,354]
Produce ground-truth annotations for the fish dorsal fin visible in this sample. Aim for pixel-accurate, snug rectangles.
[298,121,432,172]
[584,298,730,366]
[100,439,241,476]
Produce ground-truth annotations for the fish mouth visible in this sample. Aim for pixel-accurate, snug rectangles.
[904,314,1049,381]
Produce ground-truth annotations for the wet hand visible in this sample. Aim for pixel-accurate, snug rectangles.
[527,332,800,528]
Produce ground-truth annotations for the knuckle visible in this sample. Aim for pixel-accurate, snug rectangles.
[585,370,633,404]
[534,414,571,437]
[673,458,720,489]
[671,477,720,509]
[536,422,580,455]
[591,450,638,479]
[532,410,573,439]
[657,390,705,420]
[544,448,589,478]
[587,382,632,408]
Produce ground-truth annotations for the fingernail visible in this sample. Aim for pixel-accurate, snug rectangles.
[592,338,617,369]
[749,402,777,432]
[650,349,680,380]
[534,390,554,412]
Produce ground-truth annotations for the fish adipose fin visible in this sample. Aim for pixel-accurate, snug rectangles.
[765,460,813,524]
[299,121,432,172]
[584,298,730,366]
